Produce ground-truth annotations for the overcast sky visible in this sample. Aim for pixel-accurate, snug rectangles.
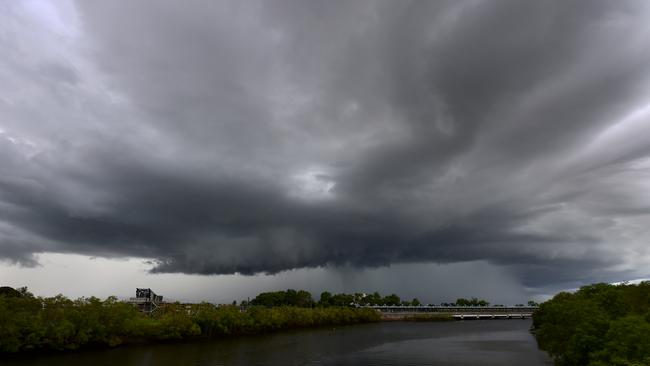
[1,0,650,303]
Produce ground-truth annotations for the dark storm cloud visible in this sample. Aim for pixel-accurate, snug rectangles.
[1,0,650,289]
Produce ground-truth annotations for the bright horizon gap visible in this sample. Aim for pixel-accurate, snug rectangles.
[1,253,541,304]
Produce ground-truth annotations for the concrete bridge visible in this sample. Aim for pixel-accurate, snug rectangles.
[367,305,538,320]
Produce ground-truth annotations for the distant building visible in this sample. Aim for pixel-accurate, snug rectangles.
[128,288,163,313]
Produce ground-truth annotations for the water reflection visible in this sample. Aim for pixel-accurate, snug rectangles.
[4,320,552,366]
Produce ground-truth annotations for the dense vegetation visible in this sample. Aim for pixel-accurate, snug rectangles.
[533,282,650,366]
[454,297,490,306]
[248,289,415,307]
[249,289,436,307]
[249,289,315,307]
[0,288,379,354]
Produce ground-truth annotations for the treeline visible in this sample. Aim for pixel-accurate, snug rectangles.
[533,282,650,366]
[248,289,492,307]
[248,289,421,307]
[453,297,490,306]
[0,287,379,354]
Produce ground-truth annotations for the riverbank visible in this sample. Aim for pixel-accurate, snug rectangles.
[2,320,551,366]
[0,293,380,355]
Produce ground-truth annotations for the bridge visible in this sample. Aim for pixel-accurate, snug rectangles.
[366,305,538,320]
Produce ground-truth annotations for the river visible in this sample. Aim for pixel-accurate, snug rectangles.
[4,319,552,366]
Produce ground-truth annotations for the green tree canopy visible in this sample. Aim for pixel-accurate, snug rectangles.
[250,289,314,307]
[0,286,22,298]
[0,288,379,354]
[534,281,650,366]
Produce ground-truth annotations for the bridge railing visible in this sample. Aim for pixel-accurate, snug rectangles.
[365,305,539,313]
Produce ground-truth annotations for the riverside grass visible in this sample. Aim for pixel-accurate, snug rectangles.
[0,292,380,354]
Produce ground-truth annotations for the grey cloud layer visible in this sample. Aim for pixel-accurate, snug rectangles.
[1,0,650,288]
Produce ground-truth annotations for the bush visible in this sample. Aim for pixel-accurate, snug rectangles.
[0,288,380,354]
[533,282,650,365]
